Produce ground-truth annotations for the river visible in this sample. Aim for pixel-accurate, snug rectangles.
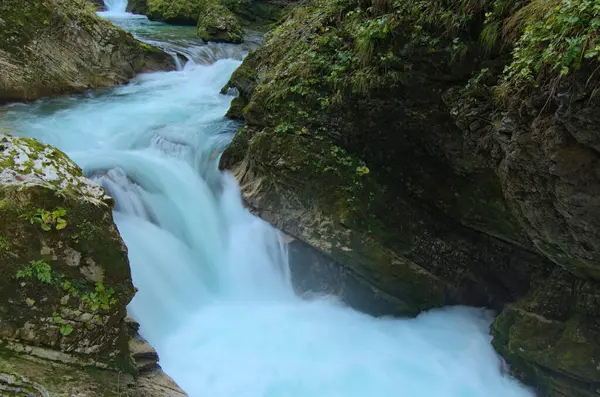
[0,6,534,397]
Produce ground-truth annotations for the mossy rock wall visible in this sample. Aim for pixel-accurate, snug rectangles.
[220,0,600,394]
[0,0,175,104]
[0,134,134,371]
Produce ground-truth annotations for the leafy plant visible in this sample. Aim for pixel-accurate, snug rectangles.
[81,282,117,311]
[356,165,370,176]
[16,259,54,284]
[275,122,295,133]
[60,324,74,336]
[52,311,74,336]
[20,207,68,231]
[0,236,10,253]
[504,0,600,84]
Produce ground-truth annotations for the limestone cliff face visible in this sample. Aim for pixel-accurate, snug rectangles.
[0,134,186,396]
[0,0,175,104]
[220,0,600,394]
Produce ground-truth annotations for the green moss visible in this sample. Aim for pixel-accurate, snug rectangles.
[0,135,134,372]
[147,0,209,24]
[197,1,243,43]
[493,306,600,396]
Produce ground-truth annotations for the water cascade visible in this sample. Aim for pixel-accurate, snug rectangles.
[103,0,128,13]
[0,12,535,397]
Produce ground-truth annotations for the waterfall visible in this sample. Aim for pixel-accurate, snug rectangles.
[0,13,535,397]
[103,0,128,13]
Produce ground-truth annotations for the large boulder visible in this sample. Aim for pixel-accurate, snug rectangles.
[0,134,186,396]
[0,0,175,104]
[197,1,243,43]
[146,0,204,24]
[220,0,600,394]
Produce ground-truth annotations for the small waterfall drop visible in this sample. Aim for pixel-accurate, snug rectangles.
[0,13,535,397]
[103,0,128,13]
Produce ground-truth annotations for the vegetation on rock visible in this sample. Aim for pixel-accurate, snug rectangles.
[197,1,244,43]
[146,0,285,42]
[0,0,175,104]
[0,133,134,370]
[0,134,187,396]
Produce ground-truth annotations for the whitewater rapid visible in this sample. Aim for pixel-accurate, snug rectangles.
[0,11,534,397]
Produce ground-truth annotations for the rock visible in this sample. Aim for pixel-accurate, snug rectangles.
[147,0,244,43]
[0,134,187,395]
[0,0,175,104]
[197,1,243,43]
[88,0,106,10]
[0,344,188,396]
[219,0,600,393]
[492,269,600,396]
[147,0,204,24]
[0,134,134,369]
[127,0,148,14]
[137,366,188,397]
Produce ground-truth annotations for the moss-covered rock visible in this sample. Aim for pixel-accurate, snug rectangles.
[0,134,187,396]
[492,268,600,396]
[147,0,244,42]
[0,133,134,370]
[147,0,204,24]
[221,0,600,393]
[220,0,553,314]
[197,1,243,43]
[127,0,148,14]
[0,0,175,104]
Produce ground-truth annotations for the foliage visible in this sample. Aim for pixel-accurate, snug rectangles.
[0,236,11,253]
[461,68,492,97]
[63,279,117,311]
[20,207,68,231]
[52,312,74,336]
[70,220,96,244]
[81,282,117,311]
[16,260,54,284]
[504,0,600,84]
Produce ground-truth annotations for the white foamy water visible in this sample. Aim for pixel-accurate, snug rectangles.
[0,13,533,397]
[103,0,128,13]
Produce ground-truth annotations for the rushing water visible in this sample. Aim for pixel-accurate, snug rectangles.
[0,9,535,397]
[103,0,128,13]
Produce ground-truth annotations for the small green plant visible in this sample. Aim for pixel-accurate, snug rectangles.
[52,311,74,336]
[70,220,96,243]
[20,207,67,231]
[16,260,54,284]
[0,236,10,253]
[81,282,117,311]
[275,122,295,134]
[461,68,491,98]
[356,165,370,176]
[60,324,74,336]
